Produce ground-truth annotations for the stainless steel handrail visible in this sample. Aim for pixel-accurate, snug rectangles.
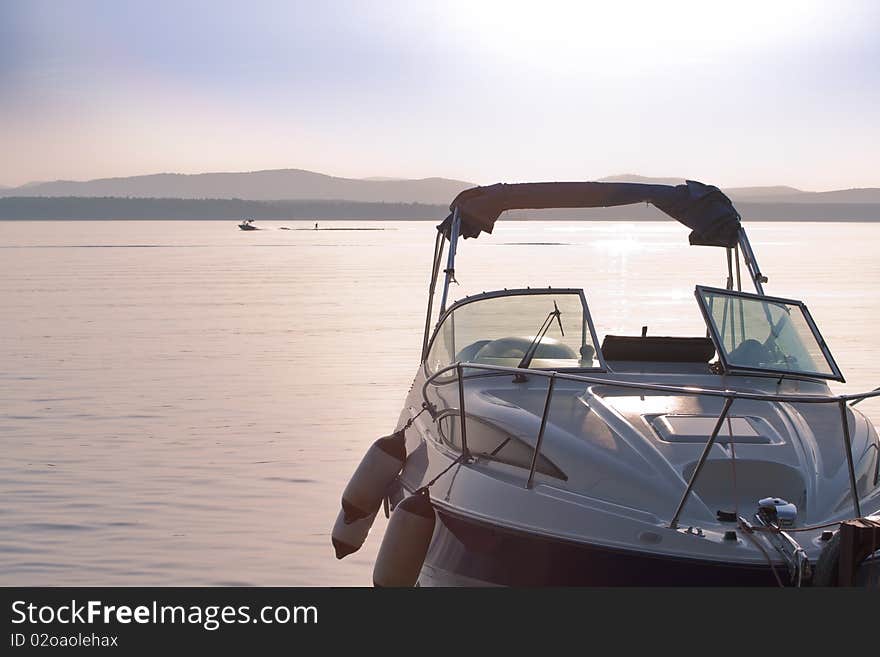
[456,363,469,458]
[527,373,556,490]
[669,397,734,529]
[423,362,880,406]
[421,361,880,523]
[838,399,862,518]
[850,386,880,407]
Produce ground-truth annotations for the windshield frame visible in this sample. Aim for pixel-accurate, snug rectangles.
[694,285,844,382]
[423,287,608,373]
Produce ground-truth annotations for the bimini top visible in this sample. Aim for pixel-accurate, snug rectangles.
[440,180,741,247]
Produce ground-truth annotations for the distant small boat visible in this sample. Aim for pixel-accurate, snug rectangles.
[238,219,259,231]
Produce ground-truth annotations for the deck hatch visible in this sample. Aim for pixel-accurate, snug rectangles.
[650,414,774,444]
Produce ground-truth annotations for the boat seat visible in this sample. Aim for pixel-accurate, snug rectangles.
[601,335,716,363]
[456,340,492,363]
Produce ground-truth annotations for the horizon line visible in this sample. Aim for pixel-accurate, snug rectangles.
[5,166,880,194]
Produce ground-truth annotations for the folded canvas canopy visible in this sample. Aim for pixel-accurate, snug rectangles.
[439,180,742,248]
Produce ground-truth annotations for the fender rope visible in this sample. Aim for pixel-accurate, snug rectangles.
[416,454,469,497]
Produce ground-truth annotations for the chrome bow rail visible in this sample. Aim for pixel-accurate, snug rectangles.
[421,362,880,528]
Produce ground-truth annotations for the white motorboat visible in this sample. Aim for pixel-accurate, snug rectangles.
[334,180,880,586]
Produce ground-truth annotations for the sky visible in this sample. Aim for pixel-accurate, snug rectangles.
[1,0,878,190]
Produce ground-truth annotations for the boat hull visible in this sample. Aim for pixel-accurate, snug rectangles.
[419,508,780,587]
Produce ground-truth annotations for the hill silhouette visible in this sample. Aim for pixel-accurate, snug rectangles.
[5,168,878,205]
[2,169,879,220]
[1,169,474,204]
[597,174,880,203]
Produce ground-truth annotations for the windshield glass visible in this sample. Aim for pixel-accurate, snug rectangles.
[697,286,842,380]
[425,290,602,373]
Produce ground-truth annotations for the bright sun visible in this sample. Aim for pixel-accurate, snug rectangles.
[444,0,824,70]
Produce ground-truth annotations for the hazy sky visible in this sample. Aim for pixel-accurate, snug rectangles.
[2,0,878,189]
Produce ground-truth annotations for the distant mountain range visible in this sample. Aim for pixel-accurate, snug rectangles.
[596,174,880,204]
[0,169,473,204]
[2,169,879,221]
[3,169,879,205]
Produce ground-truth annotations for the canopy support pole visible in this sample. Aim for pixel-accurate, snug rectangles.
[421,229,446,361]
[725,247,734,290]
[734,243,743,292]
[439,208,461,315]
[738,228,768,294]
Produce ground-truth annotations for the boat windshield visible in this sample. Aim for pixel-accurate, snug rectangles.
[696,286,843,381]
[425,290,603,374]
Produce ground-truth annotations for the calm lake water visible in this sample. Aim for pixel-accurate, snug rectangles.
[1,219,879,585]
